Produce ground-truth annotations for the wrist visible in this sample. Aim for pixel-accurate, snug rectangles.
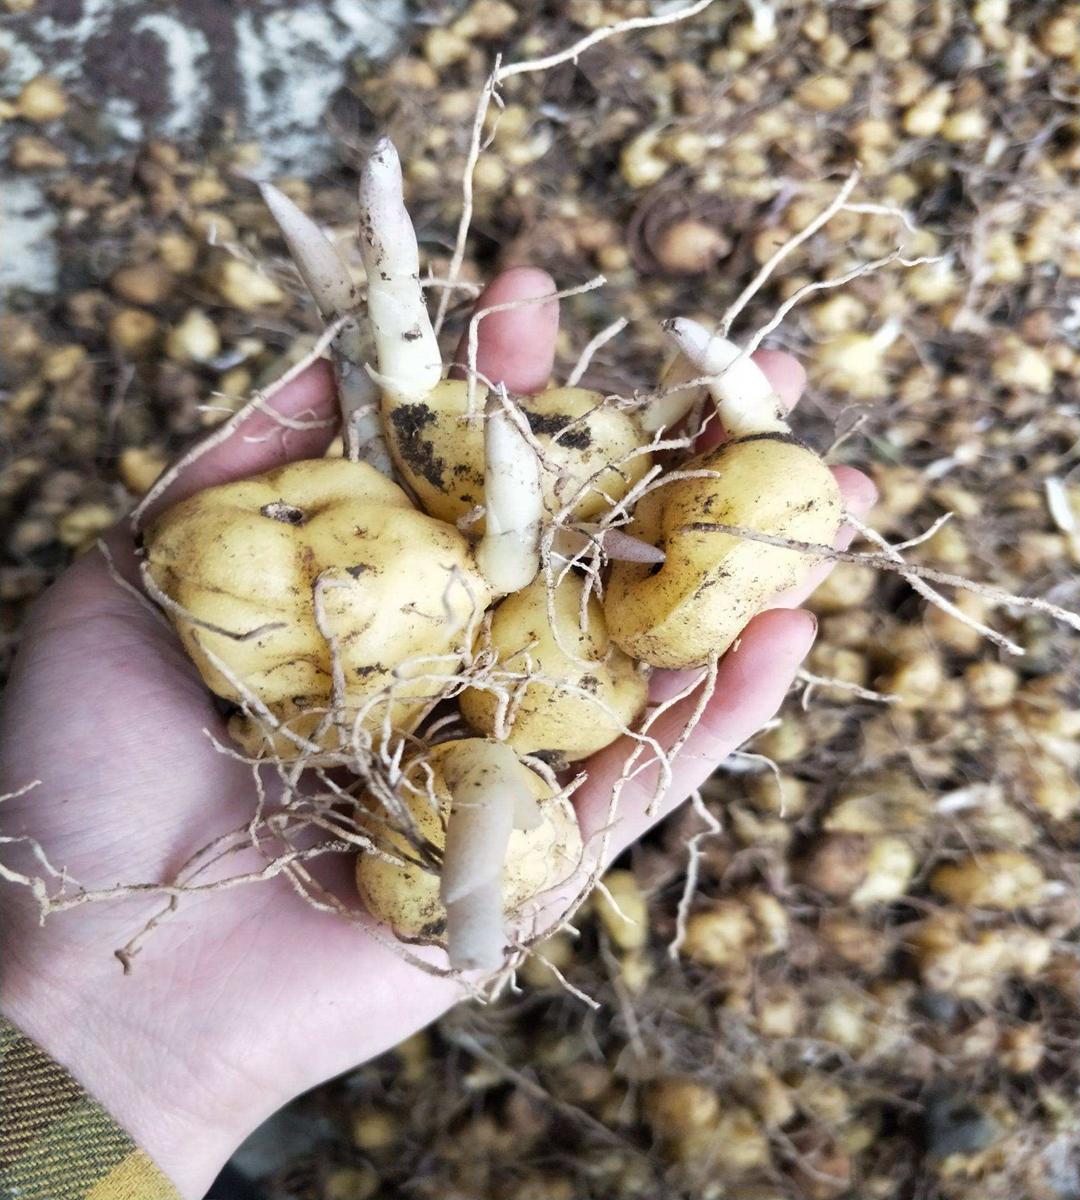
[1,911,253,1199]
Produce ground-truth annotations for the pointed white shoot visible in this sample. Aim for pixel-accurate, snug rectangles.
[259,181,356,320]
[439,740,542,972]
[551,524,667,566]
[639,350,706,434]
[358,136,442,403]
[260,180,393,469]
[662,317,789,440]
[603,528,668,564]
[476,393,543,595]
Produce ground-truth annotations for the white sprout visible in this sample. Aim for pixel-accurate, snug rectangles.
[439,740,542,971]
[259,182,356,318]
[476,390,544,594]
[259,180,391,471]
[639,349,707,434]
[663,317,789,439]
[357,136,443,404]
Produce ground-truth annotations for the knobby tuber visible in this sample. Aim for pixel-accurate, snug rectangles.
[604,319,844,668]
[461,573,648,765]
[354,739,582,970]
[144,458,491,758]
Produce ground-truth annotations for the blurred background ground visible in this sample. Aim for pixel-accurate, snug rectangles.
[2,1,1079,1197]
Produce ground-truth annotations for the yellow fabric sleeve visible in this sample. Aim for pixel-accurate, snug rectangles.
[1,1016,181,1200]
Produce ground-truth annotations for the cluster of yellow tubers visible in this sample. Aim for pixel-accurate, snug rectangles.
[142,138,843,972]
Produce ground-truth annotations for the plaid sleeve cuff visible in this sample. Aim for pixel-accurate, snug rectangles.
[1,1015,181,1200]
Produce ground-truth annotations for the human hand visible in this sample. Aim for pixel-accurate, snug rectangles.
[0,268,875,1198]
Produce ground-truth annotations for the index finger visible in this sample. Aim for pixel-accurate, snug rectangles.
[451,267,560,395]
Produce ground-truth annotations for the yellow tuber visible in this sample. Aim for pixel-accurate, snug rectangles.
[460,572,648,763]
[929,851,1048,910]
[145,458,491,758]
[382,380,652,527]
[605,318,843,667]
[354,739,582,969]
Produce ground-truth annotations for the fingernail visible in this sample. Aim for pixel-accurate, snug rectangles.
[800,609,818,642]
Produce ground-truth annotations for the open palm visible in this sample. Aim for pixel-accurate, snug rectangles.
[0,268,874,1198]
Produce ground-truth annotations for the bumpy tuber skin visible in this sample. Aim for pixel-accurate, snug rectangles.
[145,458,491,757]
[385,381,652,528]
[460,573,648,764]
[605,319,844,668]
[354,739,582,969]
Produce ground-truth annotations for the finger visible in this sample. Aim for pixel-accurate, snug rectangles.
[575,607,818,858]
[696,348,807,452]
[142,358,339,524]
[451,266,559,394]
[752,349,808,410]
[772,464,878,608]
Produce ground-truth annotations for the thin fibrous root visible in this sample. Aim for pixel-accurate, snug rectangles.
[719,169,861,339]
[566,317,628,388]
[669,788,722,960]
[557,666,715,937]
[796,668,899,707]
[743,253,940,357]
[845,513,1026,655]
